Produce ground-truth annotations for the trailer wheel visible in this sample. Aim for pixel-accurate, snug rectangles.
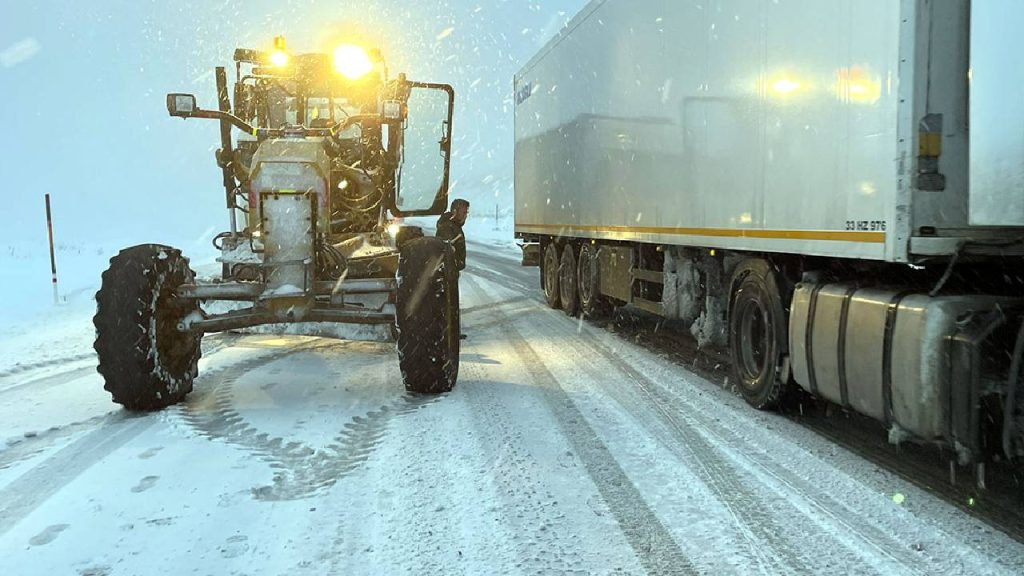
[93,244,202,411]
[396,237,460,394]
[728,259,788,410]
[559,245,580,316]
[577,243,612,318]
[543,243,561,309]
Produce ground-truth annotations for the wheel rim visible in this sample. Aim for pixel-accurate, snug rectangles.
[737,296,770,385]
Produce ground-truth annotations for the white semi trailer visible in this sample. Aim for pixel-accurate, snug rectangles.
[514,0,1024,473]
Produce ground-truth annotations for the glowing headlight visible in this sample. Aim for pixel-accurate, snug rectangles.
[387,223,402,237]
[270,35,289,67]
[334,44,373,80]
[270,50,289,67]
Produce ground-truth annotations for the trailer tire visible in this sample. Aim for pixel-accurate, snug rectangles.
[93,244,202,411]
[728,259,788,410]
[559,245,580,316]
[577,242,613,318]
[396,237,460,394]
[543,242,561,309]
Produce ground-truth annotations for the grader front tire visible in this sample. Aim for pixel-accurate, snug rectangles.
[93,244,202,411]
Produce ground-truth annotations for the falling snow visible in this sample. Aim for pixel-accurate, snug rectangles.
[3,2,1024,575]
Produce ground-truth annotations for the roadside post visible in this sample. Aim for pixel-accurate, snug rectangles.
[45,193,59,305]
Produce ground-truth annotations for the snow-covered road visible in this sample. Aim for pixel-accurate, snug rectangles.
[1,241,1023,575]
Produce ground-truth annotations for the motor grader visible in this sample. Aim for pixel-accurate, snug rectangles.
[93,38,460,409]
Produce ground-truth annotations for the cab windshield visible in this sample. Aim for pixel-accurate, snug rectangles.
[264,85,363,137]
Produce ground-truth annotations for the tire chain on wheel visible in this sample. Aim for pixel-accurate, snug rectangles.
[395,237,460,393]
[93,244,202,410]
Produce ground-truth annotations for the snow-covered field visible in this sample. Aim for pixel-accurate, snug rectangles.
[1,232,1023,575]
[0,243,127,403]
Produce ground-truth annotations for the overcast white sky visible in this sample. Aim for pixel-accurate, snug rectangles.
[0,0,587,250]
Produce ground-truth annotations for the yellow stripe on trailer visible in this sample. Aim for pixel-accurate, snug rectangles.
[515,223,886,244]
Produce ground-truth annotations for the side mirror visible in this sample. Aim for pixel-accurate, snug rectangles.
[167,93,197,117]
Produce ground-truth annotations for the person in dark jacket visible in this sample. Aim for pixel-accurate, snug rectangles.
[436,198,469,271]
[436,198,469,340]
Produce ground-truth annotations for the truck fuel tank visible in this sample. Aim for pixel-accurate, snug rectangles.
[790,283,1021,461]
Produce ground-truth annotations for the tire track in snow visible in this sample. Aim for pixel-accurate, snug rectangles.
[0,352,96,382]
[458,360,597,576]
[565,332,869,574]
[457,277,637,575]
[463,274,698,576]
[460,295,533,318]
[0,414,110,471]
[468,245,1017,574]
[0,333,241,470]
[513,299,823,574]
[0,333,256,536]
[0,324,237,392]
[467,266,537,301]
[0,365,98,398]
[453,274,592,575]
[178,340,441,501]
[468,255,913,569]
[0,412,155,538]
[550,311,938,574]
[580,337,944,575]
[471,271,928,575]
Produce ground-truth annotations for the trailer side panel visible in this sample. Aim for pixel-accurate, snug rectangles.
[515,0,905,261]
